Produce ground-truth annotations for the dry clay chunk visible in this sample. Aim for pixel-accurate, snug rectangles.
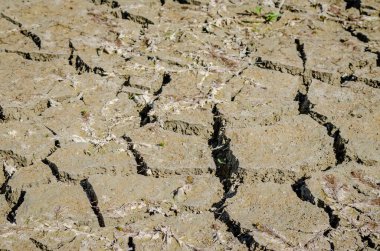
[256,36,304,74]
[225,181,330,250]
[305,163,380,249]
[308,80,380,164]
[42,94,140,146]
[125,126,215,175]
[151,71,221,138]
[303,34,378,84]
[0,121,56,166]
[88,174,223,225]
[1,182,100,250]
[6,163,53,208]
[4,0,119,53]
[159,109,214,138]
[226,115,335,175]
[0,53,70,121]
[218,67,301,128]
[15,182,97,227]
[0,230,36,251]
[0,17,38,51]
[0,196,10,225]
[117,212,245,250]
[43,141,136,181]
[0,224,79,251]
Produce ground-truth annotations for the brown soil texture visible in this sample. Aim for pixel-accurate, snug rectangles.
[0,0,379,250]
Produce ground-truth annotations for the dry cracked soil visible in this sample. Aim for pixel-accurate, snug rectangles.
[0,0,379,250]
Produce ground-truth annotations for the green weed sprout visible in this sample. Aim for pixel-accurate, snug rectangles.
[252,6,262,16]
[265,12,281,23]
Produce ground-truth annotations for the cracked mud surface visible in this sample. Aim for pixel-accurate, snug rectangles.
[0,0,379,250]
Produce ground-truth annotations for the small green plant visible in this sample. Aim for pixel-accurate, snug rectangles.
[247,7,281,24]
[264,12,281,23]
[157,142,165,147]
[252,6,262,16]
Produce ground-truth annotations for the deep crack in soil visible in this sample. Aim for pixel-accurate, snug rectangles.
[208,105,267,250]
[80,179,106,227]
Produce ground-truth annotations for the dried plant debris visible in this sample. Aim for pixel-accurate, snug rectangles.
[0,0,379,249]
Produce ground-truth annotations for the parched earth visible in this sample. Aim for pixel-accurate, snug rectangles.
[0,0,379,250]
